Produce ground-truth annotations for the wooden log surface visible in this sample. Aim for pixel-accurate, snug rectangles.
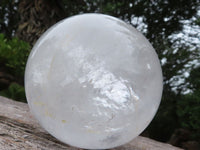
[0,96,183,150]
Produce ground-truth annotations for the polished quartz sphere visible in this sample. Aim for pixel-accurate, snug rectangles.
[25,14,163,149]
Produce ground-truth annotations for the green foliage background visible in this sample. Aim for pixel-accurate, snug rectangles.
[0,34,30,102]
[0,0,200,148]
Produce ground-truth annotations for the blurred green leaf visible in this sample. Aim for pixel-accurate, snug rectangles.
[0,83,26,102]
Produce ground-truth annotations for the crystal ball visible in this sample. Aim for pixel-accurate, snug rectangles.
[25,14,163,149]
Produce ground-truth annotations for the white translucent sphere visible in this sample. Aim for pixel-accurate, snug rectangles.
[25,14,163,149]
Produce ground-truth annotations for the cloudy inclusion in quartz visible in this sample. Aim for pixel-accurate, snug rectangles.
[25,14,163,149]
[70,47,138,110]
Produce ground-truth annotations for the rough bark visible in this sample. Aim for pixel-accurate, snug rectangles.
[16,0,65,45]
[0,96,183,150]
